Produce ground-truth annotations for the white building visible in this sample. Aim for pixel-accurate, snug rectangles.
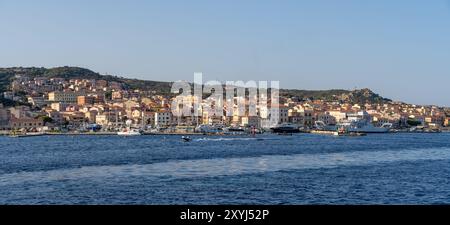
[317,112,337,125]
[328,111,347,123]
[50,102,70,112]
[8,106,31,119]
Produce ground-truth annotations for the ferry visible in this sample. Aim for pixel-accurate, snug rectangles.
[338,111,392,133]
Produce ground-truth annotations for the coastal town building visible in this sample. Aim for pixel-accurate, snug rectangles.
[241,116,261,128]
[77,94,105,106]
[50,102,70,112]
[8,106,31,119]
[279,106,289,124]
[84,110,98,123]
[316,112,337,125]
[328,111,347,123]
[46,110,64,124]
[8,117,44,130]
[27,96,47,108]
[77,96,95,106]
[61,112,86,127]
[95,114,110,126]
[1,72,448,132]
[48,91,85,103]
[155,111,172,127]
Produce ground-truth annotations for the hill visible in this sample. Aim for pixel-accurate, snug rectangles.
[1,66,391,105]
[0,67,173,94]
[280,88,391,104]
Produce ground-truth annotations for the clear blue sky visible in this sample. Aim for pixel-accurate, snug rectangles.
[1,0,449,106]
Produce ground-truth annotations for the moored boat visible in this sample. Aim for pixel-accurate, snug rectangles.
[271,123,300,134]
[117,128,142,136]
[338,111,392,133]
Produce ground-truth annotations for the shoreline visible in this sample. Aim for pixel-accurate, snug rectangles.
[1,130,448,138]
[0,132,257,137]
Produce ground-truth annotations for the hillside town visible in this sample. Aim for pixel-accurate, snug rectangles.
[1,73,449,135]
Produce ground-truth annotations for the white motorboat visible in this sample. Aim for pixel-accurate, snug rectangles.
[117,128,142,136]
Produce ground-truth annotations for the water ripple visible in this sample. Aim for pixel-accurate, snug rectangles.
[1,147,449,186]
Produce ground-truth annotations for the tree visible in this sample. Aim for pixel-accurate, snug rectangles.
[35,115,53,125]
[42,116,53,125]
[105,91,113,100]
[407,119,422,127]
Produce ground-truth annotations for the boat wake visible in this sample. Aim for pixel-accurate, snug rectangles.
[194,137,266,142]
[1,147,450,186]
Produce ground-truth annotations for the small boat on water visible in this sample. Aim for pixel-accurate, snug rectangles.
[181,136,192,142]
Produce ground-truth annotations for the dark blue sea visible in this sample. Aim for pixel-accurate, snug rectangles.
[0,133,450,204]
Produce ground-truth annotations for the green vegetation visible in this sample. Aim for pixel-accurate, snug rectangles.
[1,67,173,95]
[280,88,391,104]
[40,116,54,125]
[0,97,31,107]
[105,90,113,101]
[0,97,15,106]
[280,89,350,101]
[0,71,14,92]
[407,119,422,126]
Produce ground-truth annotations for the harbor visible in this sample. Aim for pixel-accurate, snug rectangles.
[2,109,447,138]
[2,125,446,138]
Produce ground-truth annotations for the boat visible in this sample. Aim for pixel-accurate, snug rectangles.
[223,126,247,135]
[333,131,367,137]
[226,127,246,132]
[314,121,337,131]
[338,111,392,133]
[9,132,46,138]
[195,124,221,134]
[270,123,300,134]
[181,136,192,142]
[117,128,142,136]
